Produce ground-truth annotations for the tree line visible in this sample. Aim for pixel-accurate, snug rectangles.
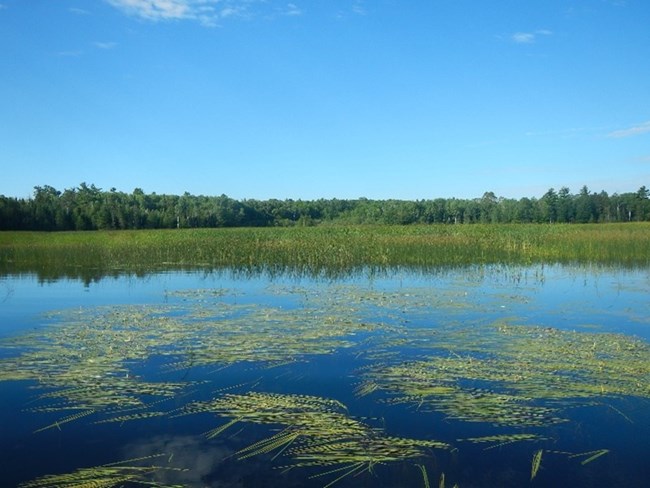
[0,183,649,231]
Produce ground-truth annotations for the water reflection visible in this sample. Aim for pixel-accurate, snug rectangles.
[0,264,648,487]
[2,256,649,286]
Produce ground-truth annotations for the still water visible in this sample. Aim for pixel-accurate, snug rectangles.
[0,264,648,487]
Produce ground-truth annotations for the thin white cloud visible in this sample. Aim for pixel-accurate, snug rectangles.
[282,3,302,16]
[524,125,607,139]
[105,0,192,21]
[512,32,535,43]
[69,7,91,15]
[104,1,373,24]
[94,41,118,49]
[57,50,84,57]
[219,6,243,19]
[607,121,650,138]
[512,29,553,44]
[104,0,269,24]
[352,1,366,15]
[335,1,366,20]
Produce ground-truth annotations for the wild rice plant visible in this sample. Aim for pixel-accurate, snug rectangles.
[1,223,648,280]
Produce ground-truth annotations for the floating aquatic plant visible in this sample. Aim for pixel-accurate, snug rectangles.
[18,454,187,488]
[357,320,650,428]
[530,449,543,481]
[0,286,396,426]
[0,275,646,486]
[180,391,450,486]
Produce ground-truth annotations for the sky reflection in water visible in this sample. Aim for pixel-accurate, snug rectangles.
[0,264,648,487]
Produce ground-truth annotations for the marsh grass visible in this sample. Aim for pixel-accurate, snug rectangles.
[1,223,648,280]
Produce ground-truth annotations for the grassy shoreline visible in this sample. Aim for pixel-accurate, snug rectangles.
[1,223,649,280]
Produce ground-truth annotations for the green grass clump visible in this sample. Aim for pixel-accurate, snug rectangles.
[0,223,648,280]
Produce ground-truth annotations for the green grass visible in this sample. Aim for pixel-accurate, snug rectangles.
[1,223,649,280]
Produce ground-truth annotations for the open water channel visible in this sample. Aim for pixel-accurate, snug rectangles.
[0,264,648,487]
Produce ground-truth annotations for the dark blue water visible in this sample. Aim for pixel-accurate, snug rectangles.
[0,265,648,487]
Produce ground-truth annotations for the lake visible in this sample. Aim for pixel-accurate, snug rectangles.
[1,264,648,487]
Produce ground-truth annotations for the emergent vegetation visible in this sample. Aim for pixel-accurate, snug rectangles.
[1,224,649,283]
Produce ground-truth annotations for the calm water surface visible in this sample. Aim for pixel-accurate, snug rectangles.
[0,264,648,487]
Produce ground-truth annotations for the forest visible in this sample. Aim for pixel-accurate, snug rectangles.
[0,183,649,231]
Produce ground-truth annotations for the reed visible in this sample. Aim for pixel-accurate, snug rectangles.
[1,223,648,280]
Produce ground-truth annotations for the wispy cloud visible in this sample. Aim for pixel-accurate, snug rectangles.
[607,121,650,138]
[512,29,553,44]
[57,50,84,57]
[104,0,286,25]
[335,1,366,20]
[94,41,118,49]
[69,7,91,15]
[524,125,607,139]
[282,3,302,17]
[218,7,242,19]
[512,32,535,43]
[352,1,366,15]
[105,0,191,21]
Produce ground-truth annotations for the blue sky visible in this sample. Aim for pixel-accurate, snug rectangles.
[1,1,649,200]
